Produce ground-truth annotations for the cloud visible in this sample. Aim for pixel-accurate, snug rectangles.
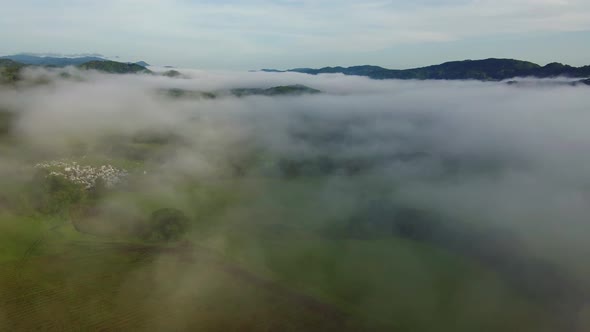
[2,68,590,328]
[3,68,590,259]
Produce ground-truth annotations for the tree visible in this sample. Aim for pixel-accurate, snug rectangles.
[29,170,84,215]
[144,208,189,242]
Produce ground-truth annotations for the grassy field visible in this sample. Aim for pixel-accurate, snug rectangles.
[0,236,355,331]
[0,115,578,331]
[0,212,563,332]
[0,175,565,331]
[205,222,560,332]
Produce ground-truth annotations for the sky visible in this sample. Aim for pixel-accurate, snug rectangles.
[1,0,590,69]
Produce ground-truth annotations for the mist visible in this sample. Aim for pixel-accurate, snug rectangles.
[1,67,590,331]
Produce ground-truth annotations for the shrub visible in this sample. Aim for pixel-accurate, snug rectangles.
[143,208,189,242]
[29,170,85,215]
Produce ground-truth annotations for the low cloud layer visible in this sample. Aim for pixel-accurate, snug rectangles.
[3,68,590,259]
[2,68,590,330]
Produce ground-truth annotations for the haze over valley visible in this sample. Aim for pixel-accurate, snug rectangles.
[2,0,590,331]
[0,59,589,331]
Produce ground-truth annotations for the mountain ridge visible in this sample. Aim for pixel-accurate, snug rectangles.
[0,54,150,69]
[0,54,106,67]
[0,59,151,82]
[262,58,590,81]
[77,60,151,74]
[2,57,590,83]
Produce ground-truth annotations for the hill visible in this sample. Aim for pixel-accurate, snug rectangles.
[0,59,25,83]
[0,59,151,82]
[0,54,106,66]
[77,60,151,74]
[230,84,321,97]
[265,58,590,81]
[162,85,321,99]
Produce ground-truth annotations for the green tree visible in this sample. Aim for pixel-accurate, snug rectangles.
[144,208,189,242]
[29,170,85,215]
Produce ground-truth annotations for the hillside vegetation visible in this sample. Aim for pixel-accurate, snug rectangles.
[0,59,25,83]
[269,58,590,80]
[0,59,151,82]
[77,60,151,74]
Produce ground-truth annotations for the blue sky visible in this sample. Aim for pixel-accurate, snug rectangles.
[1,0,589,69]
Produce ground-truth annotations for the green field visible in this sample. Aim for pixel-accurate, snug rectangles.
[0,106,583,332]
[0,174,565,331]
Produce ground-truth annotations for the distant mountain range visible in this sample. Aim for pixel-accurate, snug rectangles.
[0,57,151,82]
[2,55,589,86]
[263,58,590,81]
[0,54,105,66]
[0,58,321,95]
[0,54,149,68]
